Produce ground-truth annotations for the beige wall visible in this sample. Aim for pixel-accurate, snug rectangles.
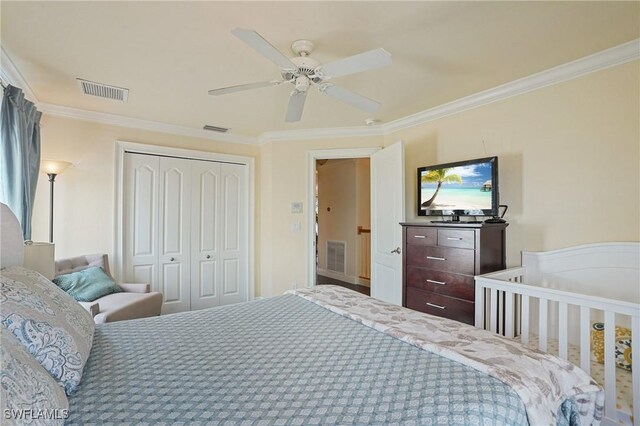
[354,158,371,283]
[32,116,261,289]
[390,60,640,267]
[33,60,638,300]
[263,60,638,295]
[317,159,357,278]
[258,136,381,297]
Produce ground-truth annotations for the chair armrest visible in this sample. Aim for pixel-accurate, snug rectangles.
[117,283,150,293]
[78,301,100,317]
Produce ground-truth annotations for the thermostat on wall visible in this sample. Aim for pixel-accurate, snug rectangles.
[291,202,303,214]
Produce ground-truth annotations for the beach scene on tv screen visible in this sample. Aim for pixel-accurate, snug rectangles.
[420,162,493,211]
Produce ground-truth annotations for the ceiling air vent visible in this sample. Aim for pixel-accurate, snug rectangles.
[203,125,230,133]
[77,78,129,102]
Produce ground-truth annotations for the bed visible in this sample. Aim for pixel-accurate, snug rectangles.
[0,203,604,425]
[475,243,640,426]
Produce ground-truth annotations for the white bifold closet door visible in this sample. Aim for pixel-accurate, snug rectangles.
[190,160,247,310]
[123,152,247,314]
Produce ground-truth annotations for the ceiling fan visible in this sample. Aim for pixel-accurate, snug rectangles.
[208,29,392,122]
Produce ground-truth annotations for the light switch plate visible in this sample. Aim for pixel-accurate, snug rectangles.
[291,202,303,214]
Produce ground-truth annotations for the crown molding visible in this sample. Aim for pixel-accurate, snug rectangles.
[38,103,259,145]
[2,39,637,145]
[259,124,384,144]
[0,46,39,103]
[380,38,640,134]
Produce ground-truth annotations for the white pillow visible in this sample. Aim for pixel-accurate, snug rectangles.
[1,329,69,425]
[0,266,95,395]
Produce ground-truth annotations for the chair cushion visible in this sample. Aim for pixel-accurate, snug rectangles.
[52,266,122,302]
[1,330,69,425]
[93,292,163,324]
[0,266,95,395]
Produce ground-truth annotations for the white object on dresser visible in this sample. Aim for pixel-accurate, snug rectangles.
[475,242,640,426]
[122,152,248,314]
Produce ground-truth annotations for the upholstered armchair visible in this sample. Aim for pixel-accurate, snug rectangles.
[54,254,162,323]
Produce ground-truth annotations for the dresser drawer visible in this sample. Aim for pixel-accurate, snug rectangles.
[405,287,475,325]
[405,267,475,301]
[406,227,437,246]
[437,229,475,249]
[405,245,475,275]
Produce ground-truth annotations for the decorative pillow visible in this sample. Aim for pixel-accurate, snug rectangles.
[0,266,95,395]
[590,322,632,371]
[52,266,122,302]
[1,330,69,425]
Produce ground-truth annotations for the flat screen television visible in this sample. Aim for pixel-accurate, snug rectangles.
[417,156,498,221]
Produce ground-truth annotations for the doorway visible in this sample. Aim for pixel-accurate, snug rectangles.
[315,158,371,296]
[306,147,379,293]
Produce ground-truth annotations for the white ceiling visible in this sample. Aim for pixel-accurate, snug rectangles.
[2,1,638,139]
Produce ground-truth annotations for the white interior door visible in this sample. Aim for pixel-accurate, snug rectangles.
[370,141,405,304]
[219,163,248,305]
[158,157,191,314]
[190,160,221,310]
[123,153,159,289]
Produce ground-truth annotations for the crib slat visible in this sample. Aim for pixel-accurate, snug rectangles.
[505,291,515,338]
[490,288,498,333]
[539,298,548,352]
[474,283,485,328]
[632,314,639,426]
[558,302,568,360]
[579,306,590,375]
[521,295,530,345]
[603,310,616,419]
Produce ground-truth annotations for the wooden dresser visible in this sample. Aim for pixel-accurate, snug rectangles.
[400,222,508,325]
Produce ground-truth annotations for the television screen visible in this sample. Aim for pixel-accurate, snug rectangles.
[417,156,498,218]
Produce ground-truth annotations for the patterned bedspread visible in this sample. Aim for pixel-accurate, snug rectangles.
[68,292,579,425]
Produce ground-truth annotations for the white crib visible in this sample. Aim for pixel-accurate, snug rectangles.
[475,243,639,426]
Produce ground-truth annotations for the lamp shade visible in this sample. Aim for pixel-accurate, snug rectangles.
[23,242,55,280]
[41,159,72,175]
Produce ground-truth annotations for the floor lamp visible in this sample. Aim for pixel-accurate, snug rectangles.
[40,159,72,243]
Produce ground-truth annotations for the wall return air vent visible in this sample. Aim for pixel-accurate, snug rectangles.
[77,78,129,102]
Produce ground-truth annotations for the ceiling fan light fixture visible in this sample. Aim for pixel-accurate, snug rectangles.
[295,75,311,92]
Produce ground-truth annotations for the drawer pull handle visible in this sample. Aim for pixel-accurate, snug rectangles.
[426,256,446,261]
[426,302,446,310]
[427,279,446,286]
[413,235,426,239]
[447,237,463,241]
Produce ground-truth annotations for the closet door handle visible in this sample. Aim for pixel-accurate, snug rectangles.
[170,257,175,262]
[206,255,211,259]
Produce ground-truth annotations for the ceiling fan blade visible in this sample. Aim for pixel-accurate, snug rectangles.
[208,80,281,96]
[321,84,380,113]
[232,28,297,71]
[316,48,392,79]
[285,91,307,122]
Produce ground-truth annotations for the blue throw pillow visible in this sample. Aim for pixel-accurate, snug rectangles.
[52,267,122,302]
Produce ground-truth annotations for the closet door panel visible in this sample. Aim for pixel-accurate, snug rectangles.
[123,153,159,291]
[220,163,247,305]
[190,160,221,310]
[158,157,191,314]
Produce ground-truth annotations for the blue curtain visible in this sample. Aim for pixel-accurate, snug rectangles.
[0,85,42,240]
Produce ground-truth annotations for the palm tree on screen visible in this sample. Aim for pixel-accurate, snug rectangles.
[421,168,462,207]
